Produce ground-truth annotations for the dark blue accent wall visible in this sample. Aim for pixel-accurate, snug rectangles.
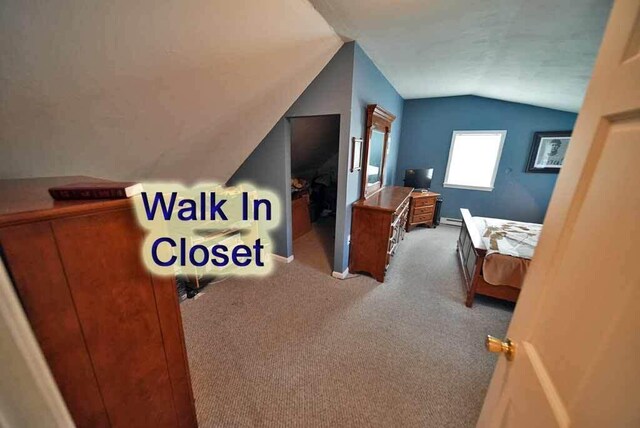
[396,96,577,223]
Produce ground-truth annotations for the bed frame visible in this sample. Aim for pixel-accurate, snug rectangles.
[456,208,520,307]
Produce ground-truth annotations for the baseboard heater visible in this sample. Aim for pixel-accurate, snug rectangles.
[440,217,463,227]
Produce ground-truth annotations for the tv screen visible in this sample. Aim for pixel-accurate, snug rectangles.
[404,168,433,190]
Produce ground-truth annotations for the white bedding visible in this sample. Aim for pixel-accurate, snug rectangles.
[473,217,542,260]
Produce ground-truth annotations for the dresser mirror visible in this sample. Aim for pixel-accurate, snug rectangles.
[367,130,385,184]
[361,104,396,199]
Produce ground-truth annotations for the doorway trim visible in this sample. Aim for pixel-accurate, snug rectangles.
[286,114,344,274]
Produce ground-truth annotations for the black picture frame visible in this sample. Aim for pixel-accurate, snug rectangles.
[526,131,572,173]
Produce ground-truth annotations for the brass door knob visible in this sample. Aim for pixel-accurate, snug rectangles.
[485,335,516,361]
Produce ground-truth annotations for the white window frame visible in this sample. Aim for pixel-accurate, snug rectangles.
[443,130,507,192]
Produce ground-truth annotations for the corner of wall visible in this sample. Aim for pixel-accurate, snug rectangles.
[227,118,292,258]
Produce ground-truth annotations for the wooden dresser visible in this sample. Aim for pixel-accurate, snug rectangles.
[0,177,197,428]
[349,186,412,282]
[406,191,440,231]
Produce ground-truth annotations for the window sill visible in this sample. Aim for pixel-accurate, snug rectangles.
[443,183,494,192]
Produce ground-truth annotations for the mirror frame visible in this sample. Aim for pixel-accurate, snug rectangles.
[361,104,396,199]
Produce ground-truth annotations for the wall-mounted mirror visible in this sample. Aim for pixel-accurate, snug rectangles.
[361,104,396,199]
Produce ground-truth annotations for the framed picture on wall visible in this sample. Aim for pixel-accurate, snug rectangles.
[351,137,363,172]
[526,131,572,173]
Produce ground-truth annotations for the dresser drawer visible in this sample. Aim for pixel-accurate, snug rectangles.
[394,199,410,224]
[350,186,414,283]
[412,213,434,223]
[413,196,437,207]
[412,205,435,216]
[398,198,410,214]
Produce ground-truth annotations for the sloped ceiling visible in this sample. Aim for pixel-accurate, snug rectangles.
[0,0,342,181]
[310,0,612,112]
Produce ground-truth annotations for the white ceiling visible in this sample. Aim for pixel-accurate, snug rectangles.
[309,0,613,112]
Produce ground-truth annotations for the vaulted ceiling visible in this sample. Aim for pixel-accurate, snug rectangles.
[310,0,613,112]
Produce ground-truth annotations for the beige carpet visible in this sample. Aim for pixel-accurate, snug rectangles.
[180,225,514,427]
[291,217,336,275]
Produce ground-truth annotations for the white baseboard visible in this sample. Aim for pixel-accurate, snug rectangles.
[331,268,349,279]
[440,217,463,227]
[271,253,294,263]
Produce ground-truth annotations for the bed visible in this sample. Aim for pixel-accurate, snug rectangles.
[456,208,542,307]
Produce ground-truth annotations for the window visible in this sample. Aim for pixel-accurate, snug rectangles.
[443,130,507,191]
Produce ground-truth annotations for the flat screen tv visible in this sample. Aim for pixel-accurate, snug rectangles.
[404,168,433,190]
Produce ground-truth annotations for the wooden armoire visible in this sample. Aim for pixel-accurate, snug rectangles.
[0,177,197,428]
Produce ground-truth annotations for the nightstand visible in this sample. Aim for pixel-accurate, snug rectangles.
[406,191,440,231]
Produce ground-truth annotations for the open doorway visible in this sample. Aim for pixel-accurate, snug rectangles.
[289,115,340,273]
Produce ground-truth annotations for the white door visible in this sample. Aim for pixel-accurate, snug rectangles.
[0,260,73,427]
[477,0,640,427]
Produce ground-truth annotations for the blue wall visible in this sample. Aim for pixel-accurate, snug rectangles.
[350,43,404,187]
[230,48,579,269]
[228,42,355,268]
[342,43,404,270]
[286,42,355,272]
[227,42,404,274]
[396,96,577,223]
[228,119,291,256]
